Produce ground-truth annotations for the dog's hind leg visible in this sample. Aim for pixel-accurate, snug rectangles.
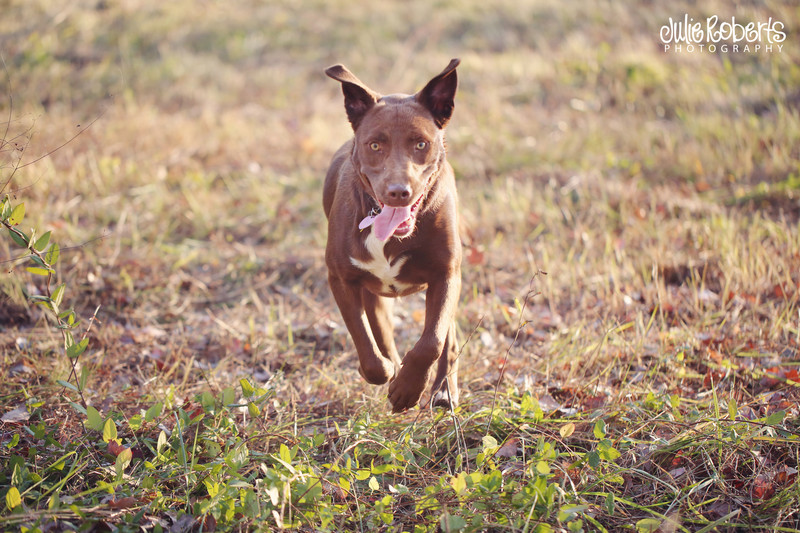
[362,288,401,372]
[430,322,459,408]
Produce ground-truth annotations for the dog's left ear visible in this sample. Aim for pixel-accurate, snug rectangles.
[416,58,460,129]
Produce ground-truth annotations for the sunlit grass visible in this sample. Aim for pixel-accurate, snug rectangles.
[1,0,799,530]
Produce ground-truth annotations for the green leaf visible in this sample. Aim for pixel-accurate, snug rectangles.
[605,492,615,515]
[26,266,52,276]
[636,518,662,532]
[156,431,168,456]
[587,451,601,469]
[69,401,87,416]
[265,486,279,506]
[567,520,583,533]
[598,440,621,461]
[66,338,89,359]
[558,504,588,523]
[669,394,681,409]
[728,398,737,420]
[29,254,48,268]
[536,461,550,475]
[482,435,498,453]
[8,227,29,247]
[593,419,606,439]
[765,410,786,426]
[52,284,66,307]
[371,462,395,475]
[79,365,90,391]
[200,391,215,413]
[115,448,133,472]
[7,203,25,225]
[450,472,467,495]
[240,378,255,397]
[10,459,24,486]
[222,387,235,407]
[103,418,118,443]
[279,444,292,465]
[45,243,60,265]
[440,512,467,532]
[86,406,104,431]
[145,402,163,423]
[34,231,51,252]
[5,486,21,510]
[129,414,143,431]
[49,451,73,472]
[57,380,79,392]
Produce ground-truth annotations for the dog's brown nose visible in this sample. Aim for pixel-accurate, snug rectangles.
[387,184,412,203]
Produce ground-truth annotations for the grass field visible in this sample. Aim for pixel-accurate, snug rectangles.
[2,0,800,531]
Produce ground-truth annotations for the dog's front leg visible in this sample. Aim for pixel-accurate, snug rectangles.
[361,288,402,369]
[388,275,461,412]
[328,274,395,385]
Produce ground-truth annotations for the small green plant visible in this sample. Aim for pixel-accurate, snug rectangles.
[2,140,89,410]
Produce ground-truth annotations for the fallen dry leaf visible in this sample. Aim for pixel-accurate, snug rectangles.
[1,406,30,423]
[560,422,576,438]
[466,246,486,266]
[108,497,138,509]
[703,369,725,389]
[752,474,775,500]
[496,438,519,458]
[107,441,128,457]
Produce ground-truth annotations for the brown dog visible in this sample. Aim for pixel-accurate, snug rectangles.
[322,59,462,412]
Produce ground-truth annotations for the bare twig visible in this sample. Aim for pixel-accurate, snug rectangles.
[486,270,546,436]
[1,62,104,412]
[0,231,111,266]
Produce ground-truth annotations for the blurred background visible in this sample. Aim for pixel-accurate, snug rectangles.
[1,0,798,403]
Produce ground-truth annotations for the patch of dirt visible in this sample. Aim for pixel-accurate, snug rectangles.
[0,295,30,326]
[733,192,800,223]
[659,261,722,291]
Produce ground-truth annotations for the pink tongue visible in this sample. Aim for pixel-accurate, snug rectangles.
[371,205,412,241]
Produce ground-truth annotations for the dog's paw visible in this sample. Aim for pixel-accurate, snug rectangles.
[431,388,458,409]
[387,363,430,413]
[359,357,395,385]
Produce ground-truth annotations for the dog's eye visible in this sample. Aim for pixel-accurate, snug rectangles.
[415,141,428,150]
[369,142,381,151]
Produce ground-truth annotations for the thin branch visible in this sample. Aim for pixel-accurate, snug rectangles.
[486,270,546,436]
[16,111,104,170]
[0,231,111,266]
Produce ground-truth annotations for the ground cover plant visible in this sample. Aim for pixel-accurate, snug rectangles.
[1,0,799,530]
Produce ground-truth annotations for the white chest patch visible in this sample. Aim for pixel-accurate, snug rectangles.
[350,231,412,294]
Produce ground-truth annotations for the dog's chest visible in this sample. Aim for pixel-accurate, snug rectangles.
[350,232,414,296]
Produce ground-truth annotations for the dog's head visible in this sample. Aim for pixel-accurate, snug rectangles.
[326,59,459,240]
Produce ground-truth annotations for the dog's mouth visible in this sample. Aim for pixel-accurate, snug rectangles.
[384,192,425,237]
[359,190,426,241]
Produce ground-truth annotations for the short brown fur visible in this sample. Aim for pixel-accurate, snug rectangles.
[323,59,462,412]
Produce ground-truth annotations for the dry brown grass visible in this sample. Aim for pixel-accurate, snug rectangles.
[1,0,799,530]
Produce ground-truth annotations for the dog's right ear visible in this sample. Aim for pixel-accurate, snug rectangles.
[325,65,379,131]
